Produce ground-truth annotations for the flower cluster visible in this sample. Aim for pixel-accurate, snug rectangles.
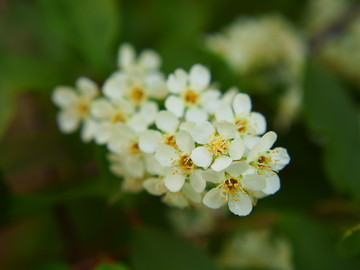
[306,0,360,88]
[52,43,290,216]
[206,15,305,129]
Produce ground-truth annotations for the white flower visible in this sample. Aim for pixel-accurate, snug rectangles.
[104,44,168,106]
[216,93,266,137]
[107,123,145,179]
[247,131,290,177]
[103,71,168,106]
[52,77,99,142]
[154,130,206,193]
[202,161,266,216]
[190,121,245,172]
[143,178,201,208]
[92,97,158,143]
[117,43,161,74]
[165,64,221,122]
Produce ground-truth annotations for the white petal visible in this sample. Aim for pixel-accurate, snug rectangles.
[203,188,225,209]
[155,144,178,167]
[57,110,80,133]
[165,96,184,117]
[118,43,135,69]
[76,77,98,98]
[81,119,97,142]
[221,87,238,105]
[247,131,277,162]
[189,64,210,91]
[163,193,188,208]
[145,154,168,176]
[191,146,212,168]
[228,193,252,216]
[164,173,186,192]
[139,49,161,70]
[143,178,166,195]
[182,183,202,203]
[263,174,281,195]
[179,121,196,133]
[269,147,290,171]
[215,105,233,122]
[139,101,158,124]
[167,69,188,93]
[145,72,168,99]
[52,87,77,108]
[175,130,194,153]
[200,89,221,113]
[189,169,206,193]
[91,99,113,118]
[185,108,208,123]
[233,93,251,115]
[242,174,266,191]
[228,139,245,160]
[249,112,266,135]
[103,73,126,100]
[190,121,214,144]
[127,114,149,133]
[216,121,236,139]
[201,169,225,183]
[155,111,179,133]
[225,161,249,177]
[139,130,162,153]
[211,156,232,172]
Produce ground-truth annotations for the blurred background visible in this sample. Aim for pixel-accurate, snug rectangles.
[0,0,360,269]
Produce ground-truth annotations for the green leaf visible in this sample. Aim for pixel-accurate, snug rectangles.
[94,263,129,270]
[337,224,360,257]
[279,212,360,270]
[303,61,360,201]
[0,89,15,139]
[0,54,60,90]
[131,228,219,270]
[37,0,120,73]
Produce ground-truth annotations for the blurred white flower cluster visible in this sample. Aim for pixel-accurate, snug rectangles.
[206,15,306,130]
[52,44,290,216]
[307,0,360,88]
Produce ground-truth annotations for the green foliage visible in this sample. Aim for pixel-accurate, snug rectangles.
[0,89,15,139]
[94,263,129,270]
[37,0,120,74]
[338,224,360,257]
[131,228,220,270]
[279,212,360,270]
[303,61,360,202]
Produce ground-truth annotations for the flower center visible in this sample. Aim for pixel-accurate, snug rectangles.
[111,111,125,123]
[130,143,141,155]
[224,178,240,194]
[183,88,199,105]
[164,135,177,147]
[130,85,145,105]
[178,155,194,172]
[208,136,229,156]
[235,118,249,133]
[76,101,89,117]
[257,155,271,169]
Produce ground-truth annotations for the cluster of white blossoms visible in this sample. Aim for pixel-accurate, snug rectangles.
[306,0,360,88]
[52,43,290,216]
[206,15,306,130]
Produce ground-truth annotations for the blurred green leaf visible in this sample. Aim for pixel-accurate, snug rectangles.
[94,263,129,270]
[279,212,360,270]
[0,89,15,139]
[131,228,219,270]
[337,224,360,257]
[303,61,360,201]
[37,0,120,73]
[0,54,60,90]
[31,262,69,270]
